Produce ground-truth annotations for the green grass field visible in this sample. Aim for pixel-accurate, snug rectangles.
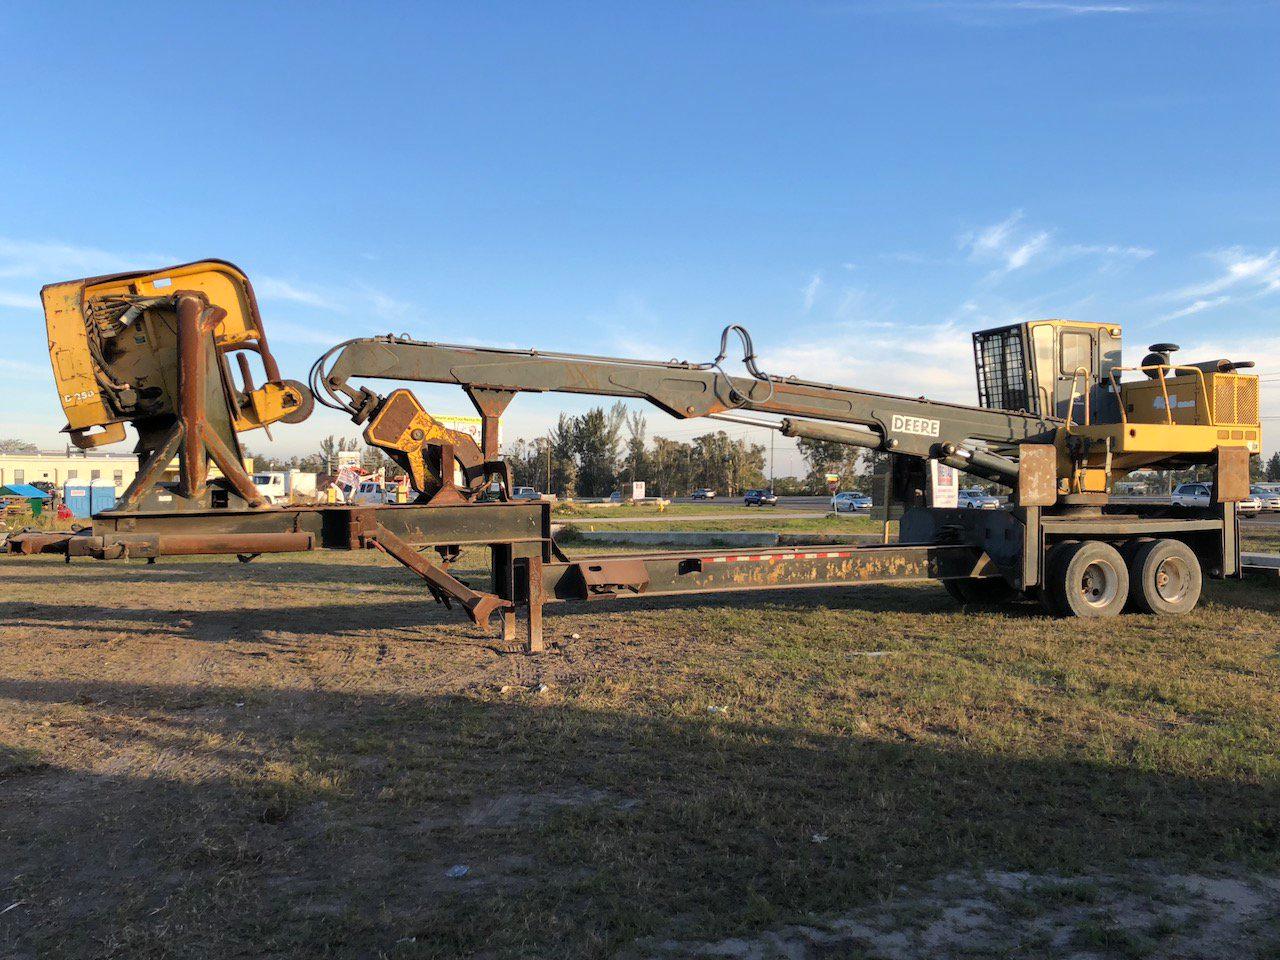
[2,540,1278,958]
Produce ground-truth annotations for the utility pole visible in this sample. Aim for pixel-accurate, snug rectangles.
[544,435,552,494]
[769,429,774,492]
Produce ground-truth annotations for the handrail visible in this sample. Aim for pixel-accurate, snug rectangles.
[1064,366,1092,432]
[1107,365,1212,427]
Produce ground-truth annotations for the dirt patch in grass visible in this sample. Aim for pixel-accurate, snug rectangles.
[645,869,1280,959]
[1,550,1278,958]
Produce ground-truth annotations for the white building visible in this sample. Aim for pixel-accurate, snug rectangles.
[0,450,254,493]
[0,450,139,491]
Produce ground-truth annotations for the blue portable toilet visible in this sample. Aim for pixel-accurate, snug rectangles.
[90,480,118,514]
[63,480,117,518]
[62,481,93,518]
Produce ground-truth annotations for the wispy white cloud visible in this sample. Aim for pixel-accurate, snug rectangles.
[762,320,978,403]
[801,272,823,312]
[1148,247,1280,325]
[931,0,1146,21]
[266,320,354,347]
[1062,242,1154,260]
[255,276,339,310]
[1153,296,1232,325]
[0,290,38,310]
[1003,1,1142,12]
[363,287,420,324]
[0,237,170,281]
[960,210,1152,280]
[1168,247,1280,301]
[0,356,49,380]
[961,211,1051,275]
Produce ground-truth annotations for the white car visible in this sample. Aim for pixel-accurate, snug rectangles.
[1250,486,1280,512]
[692,488,717,500]
[831,492,871,512]
[958,488,1002,509]
[511,487,542,500]
[1173,482,1261,513]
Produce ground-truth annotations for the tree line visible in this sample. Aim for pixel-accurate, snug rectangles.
[503,403,881,498]
[31,429,1280,499]
[247,407,886,497]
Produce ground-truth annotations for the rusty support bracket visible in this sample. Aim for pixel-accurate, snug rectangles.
[366,522,510,632]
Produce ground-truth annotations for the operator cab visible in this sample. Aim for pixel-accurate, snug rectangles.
[972,320,1122,422]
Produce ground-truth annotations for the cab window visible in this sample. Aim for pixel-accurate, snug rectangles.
[1059,331,1094,376]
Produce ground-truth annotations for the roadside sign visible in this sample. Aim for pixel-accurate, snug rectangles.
[929,461,958,508]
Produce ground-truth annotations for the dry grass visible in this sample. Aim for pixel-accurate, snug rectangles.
[0,543,1278,959]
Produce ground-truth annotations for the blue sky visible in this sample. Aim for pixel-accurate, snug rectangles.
[2,0,1278,474]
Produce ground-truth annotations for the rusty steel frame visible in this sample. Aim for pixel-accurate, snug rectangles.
[5,498,1005,653]
[7,490,1249,650]
[114,291,268,512]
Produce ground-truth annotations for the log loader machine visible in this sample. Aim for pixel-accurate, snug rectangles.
[8,259,1264,649]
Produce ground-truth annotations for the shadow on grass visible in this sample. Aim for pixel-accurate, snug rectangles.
[1,677,1276,959]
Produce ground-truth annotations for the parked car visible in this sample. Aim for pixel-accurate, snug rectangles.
[1173,482,1262,514]
[691,488,717,500]
[831,492,872,513]
[1250,486,1280,512]
[743,489,778,507]
[1171,482,1211,508]
[511,486,542,500]
[958,487,1002,509]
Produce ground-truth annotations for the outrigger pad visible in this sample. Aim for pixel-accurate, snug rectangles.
[1017,444,1057,507]
[1213,445,1251,503]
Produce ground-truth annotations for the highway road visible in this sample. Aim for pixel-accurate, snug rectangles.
[663,494,1280,525]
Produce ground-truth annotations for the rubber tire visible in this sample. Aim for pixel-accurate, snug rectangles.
[1037,540,1079,616]
[1127,538,1202,616]
[1043,540,1130,618]
[1118,537,1155,612]
[943,577,1018,606]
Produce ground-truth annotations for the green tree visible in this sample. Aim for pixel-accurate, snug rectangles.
[571,403,626,496]
[319,435,361,472]
[549,414,578,497]
[796,437,866,492]
[623,410,648,487]
[1266,452,1280,483]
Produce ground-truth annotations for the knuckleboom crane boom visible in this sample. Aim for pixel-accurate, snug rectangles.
[313,318,1260,505]
[314,332,1049,497]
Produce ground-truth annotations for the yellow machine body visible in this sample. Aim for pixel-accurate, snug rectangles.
[42,260,309,449]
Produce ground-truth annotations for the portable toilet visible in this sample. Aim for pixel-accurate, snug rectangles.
[89,480,118,515]
[62,481,93,518]
[63,480,117,518]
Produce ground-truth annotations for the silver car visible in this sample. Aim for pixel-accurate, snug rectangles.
[1174,482,1262,513]
[1251,486,1280,511]
[831,492,871,512]
[958,488,1001,509]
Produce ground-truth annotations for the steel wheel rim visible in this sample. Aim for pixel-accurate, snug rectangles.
[1077,559,1119,608]
[1153,555,1189,604]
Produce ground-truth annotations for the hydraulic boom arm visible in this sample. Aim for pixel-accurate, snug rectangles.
[315,333,1058,483]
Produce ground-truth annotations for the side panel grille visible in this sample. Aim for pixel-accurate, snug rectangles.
[1211,374,1259,426]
